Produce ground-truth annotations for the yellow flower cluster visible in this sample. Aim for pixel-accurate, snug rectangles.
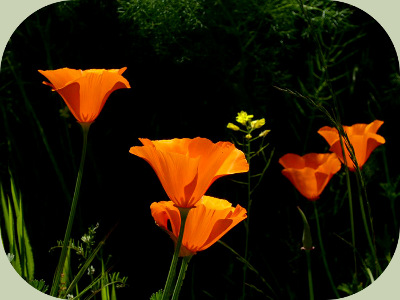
[226,111,269,140]
[236,111,254,125]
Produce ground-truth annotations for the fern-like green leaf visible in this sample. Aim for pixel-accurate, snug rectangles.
[150,290,163,300]
[30,279,49,293]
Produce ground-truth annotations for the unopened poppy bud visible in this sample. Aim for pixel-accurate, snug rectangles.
[297,207,314,251]
[251,118,265,129]
[227,123,240,131]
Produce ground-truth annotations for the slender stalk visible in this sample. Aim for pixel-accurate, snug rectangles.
[313,202,340,298]
[50,122,90,297]
[335,129,358,279]
[162,207,191,300]
[354,171,382,275]
[381,149,398,232]
[242,139,251,299]
[171,256,192,300]
[343,161,357,275]
[305,251,314,300]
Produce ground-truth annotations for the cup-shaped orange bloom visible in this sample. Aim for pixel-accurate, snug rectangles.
[38,67,131,123]
[129,137,249,208]
[279,153,341,201]
[150,196,247,256]
[317,120,385,171]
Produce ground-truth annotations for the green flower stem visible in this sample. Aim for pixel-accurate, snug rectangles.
[305,250,314,300]
[171,256,192,300]
[338,132,357,276]
[354,172,382,275]
[162,207,191,300]
[313,202,340,298]
[381,149,398,231]
[344,166,357,274]
[50,122,90,297]
[242,138,251,299]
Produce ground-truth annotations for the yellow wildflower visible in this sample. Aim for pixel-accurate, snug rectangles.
[236,111,254,125]
[227,123,240,131]
[259,129,271,137]
[251,118,265,129]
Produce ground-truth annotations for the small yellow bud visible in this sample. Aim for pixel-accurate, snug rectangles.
[245,133,252,140]
[259,129,270,137]
[236,111,254,125]
[227,123,240,131]
[251,118,265,129]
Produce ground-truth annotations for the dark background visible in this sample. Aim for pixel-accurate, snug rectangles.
[1,0,399,299]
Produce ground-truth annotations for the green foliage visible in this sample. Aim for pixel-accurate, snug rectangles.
[49,224,128,299]
[29,279,50,294]
[118,0,206,55]
[150,289,163,300]
[0,172,35,282]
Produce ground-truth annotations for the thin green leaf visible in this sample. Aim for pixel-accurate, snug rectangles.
[23,225,35,281]
[73,272,104,299]
[111,284,117,300]
[101,258,109,300]
[0,185,11,246]
[16,194,25,278]
[64,224,118,297]
[7,197,16,261]
[218,240,277,298]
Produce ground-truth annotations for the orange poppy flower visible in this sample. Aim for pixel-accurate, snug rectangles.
[317,120,385,171]
[279,153,341,201]
[129,137,249,208]
[38,67,131,123]
[150,196,247,256]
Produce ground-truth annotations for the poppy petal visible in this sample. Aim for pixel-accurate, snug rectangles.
[131,138,248,208]
[280,153,341,200]
[150,196,247,256]
[130,143,200,207]
[38,68,83,90]
[282,168,319,200]
[39,67,130,123]
[318,120,385,171]
[188,138,248,205]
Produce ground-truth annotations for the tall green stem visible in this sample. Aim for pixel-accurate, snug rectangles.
[336,130,358,278]
[354,172,382,275]
[344,164,357,275]
[313,202,340,298]
[162,207,191,300]
[305,250,314,300]
[171,256,192,300]
[242,139,251,299]
[381,149,398,232]
[50,122,90,297]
